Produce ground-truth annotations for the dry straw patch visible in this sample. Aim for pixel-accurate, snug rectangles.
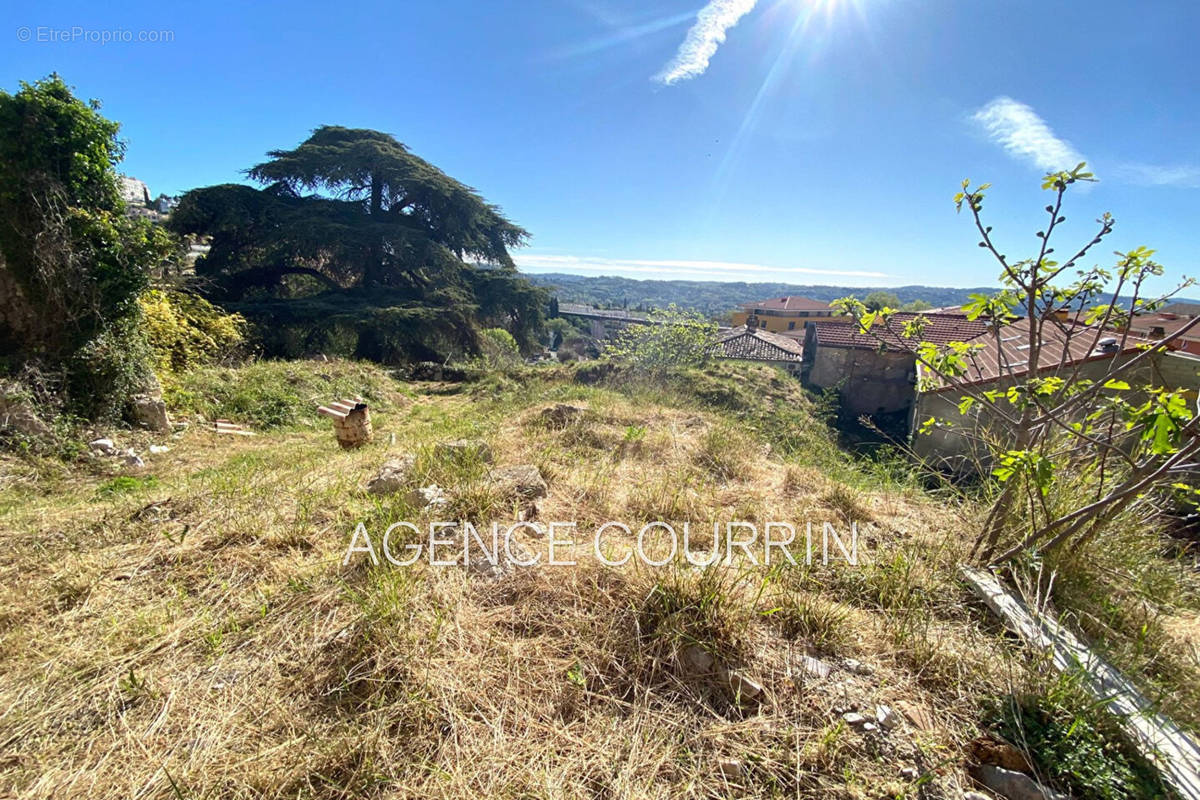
[0,366,1047,798]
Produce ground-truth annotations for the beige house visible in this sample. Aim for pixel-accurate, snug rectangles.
[731,296,833,334]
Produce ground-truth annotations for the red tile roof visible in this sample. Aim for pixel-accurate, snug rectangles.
[740,296,831,312]
[811,313,989,351]
[1126,312,1200,344]
[714,326,804,362]
[919,317,1157,392]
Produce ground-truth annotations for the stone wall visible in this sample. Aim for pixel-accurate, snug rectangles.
[911,350,1200,470]
[805,345,916,417]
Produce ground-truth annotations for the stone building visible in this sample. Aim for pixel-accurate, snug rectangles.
[801,312,988,422]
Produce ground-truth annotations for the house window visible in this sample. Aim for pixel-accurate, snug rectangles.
[788,321,796,330]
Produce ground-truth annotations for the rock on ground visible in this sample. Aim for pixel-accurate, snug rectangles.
[968,736,1034,774]
[366,454,417,496]
[681,644,715,674]
[435,439,492,464]
[972,764,1067,800]
[875,704,899,731]
[0,396,50,438]
[720,668,763,702]
[131,394,171,433]
[465,539,535,581]
[490,464,548,499]
[795,654,831,680]
[406,484,447,510]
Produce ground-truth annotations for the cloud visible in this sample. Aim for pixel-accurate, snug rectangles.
[972,97,1085,172]
[515,253,889,283]
[654,0,759,85]
[1112,161,1200,189]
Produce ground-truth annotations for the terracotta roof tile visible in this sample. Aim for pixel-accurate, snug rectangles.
[714,326,804,362]
[919,317,1157,392]
[811,313,989,351]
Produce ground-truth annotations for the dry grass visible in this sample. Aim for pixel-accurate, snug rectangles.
[0,359,1189,798]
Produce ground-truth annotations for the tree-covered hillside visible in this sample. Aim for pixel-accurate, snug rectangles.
[524,273,997,316]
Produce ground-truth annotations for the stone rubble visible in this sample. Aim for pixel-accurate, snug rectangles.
[366,454,417,496]
[406,484,447,510]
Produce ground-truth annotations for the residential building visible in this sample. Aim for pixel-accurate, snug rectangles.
[1124,308,1200,356]
[911,318,1200,469]
[731,296,833,334]
[712,320,804,375]
[120,176,151,207]
[801,312,988,420]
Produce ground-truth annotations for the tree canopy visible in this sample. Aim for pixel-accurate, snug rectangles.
[0,75,173,417]
[171,127,544,362]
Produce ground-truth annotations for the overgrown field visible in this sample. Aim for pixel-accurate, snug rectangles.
[0,359,1196,799]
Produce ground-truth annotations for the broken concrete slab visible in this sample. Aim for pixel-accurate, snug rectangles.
[797,654,831,680]
[973,764,1067,800]
[962,566,1200,800]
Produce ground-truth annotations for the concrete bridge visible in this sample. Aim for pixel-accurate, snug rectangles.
[557,303,656,339]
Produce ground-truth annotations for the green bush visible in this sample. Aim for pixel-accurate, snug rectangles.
[477,327,520,368]
[604,306,717,374]
[139,288,247,376]
[987,679,1167,800]
[65,318,154,421]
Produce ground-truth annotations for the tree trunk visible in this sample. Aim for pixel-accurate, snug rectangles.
[365,173,385,286]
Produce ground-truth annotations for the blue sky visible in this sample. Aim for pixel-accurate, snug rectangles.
[3,0,1198,292]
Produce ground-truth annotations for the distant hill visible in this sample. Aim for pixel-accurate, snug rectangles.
[524,273,998,317]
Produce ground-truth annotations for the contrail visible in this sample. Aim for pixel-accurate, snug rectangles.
[654,0,759,85]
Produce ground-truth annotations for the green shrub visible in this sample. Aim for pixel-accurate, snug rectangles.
[139,288,246,376]
[987,677,1167,800]
[65,318,154,421]
[477,327,520,368]
[604,306,717,374]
